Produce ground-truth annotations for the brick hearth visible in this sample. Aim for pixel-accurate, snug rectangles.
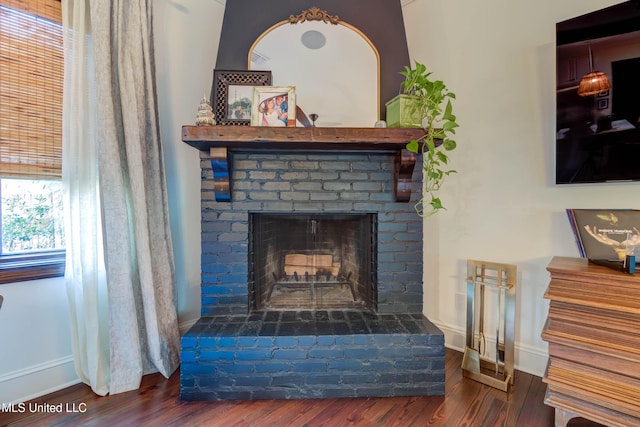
[179,143,445,400]
[181,310,444,400]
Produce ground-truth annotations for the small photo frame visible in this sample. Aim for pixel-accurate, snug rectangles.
[251,86,296,127]
[598,89,609,97]
[566,209,640,261]
[211,70,272,126]
[597,98,609,110]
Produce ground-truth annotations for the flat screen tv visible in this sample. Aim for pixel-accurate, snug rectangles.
[556,1,640,184]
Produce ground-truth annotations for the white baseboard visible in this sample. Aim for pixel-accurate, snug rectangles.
[434,320,549,378]
[0,356,80,405]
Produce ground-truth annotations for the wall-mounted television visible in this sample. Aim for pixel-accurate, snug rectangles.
[556,1,640,184]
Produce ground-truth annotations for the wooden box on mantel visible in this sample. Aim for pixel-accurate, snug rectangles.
[541,256,640,427]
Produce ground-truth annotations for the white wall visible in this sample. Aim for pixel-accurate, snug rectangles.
[0,278,76,403]
[0,0,225,404]
[154,0,225,325]
[403,0,635,376]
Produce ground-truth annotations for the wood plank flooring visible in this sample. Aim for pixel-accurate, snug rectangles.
[1,349,604,427]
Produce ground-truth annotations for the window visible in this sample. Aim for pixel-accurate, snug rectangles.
[1,179,64,252]
[0,0,64,284]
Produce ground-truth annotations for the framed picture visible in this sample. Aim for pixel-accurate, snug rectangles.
[566,209,640,261]
[597,98,608,110]
[598,89,609,97]
[211,70,272,126]
[251,86,296,127]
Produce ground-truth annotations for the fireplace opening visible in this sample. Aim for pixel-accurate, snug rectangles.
[249,213,377,311]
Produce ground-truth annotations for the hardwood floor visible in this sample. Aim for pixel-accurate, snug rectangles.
[1,349,604,427]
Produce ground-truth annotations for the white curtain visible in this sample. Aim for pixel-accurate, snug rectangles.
[62,0,180,395]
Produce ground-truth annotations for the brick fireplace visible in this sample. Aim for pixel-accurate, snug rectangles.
[180,127,445,400]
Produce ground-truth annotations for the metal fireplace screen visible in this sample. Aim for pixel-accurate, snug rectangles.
[249,213,377,311]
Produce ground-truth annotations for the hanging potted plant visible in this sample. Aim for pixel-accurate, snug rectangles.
[388,61,459,216]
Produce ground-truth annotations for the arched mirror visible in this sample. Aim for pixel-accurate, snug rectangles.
[248,9,379,127]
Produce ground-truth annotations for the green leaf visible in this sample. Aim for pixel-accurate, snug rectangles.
[426,139,436,153]
[442,121,459,132]
[443,100,453,120]
[406,139,419,153]
[443,139,457,150]
[430,197,444,210]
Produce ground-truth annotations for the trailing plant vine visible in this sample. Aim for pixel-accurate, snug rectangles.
[401,61,459,217]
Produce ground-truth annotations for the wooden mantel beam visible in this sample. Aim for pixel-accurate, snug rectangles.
[182,125,426,202]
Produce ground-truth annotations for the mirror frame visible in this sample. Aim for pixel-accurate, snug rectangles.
[215,0,410,121]
[248,10,381,125]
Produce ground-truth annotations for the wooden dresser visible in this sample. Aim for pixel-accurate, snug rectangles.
[541,256,640,427]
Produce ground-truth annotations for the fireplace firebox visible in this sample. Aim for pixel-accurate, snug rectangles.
[249,213,377,311]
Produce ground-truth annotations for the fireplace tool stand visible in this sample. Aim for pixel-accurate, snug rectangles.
[462,260,516,392]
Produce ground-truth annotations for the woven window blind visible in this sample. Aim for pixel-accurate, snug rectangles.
[0,0,62,179]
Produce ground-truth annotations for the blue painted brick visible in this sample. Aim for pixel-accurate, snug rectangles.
[360,360,394,371]
[256,337,275,347]
[298,336,316,347]
[306,374,342,385]
[218,274,249,284]
[309,348,343,359]
[352,202,379,211]
[273,349,307,360]
[342,374,378,384]
[236,350,272,360]
[198,376,228,388]
[199,351,234,361]
[180,377,195,388]
[200,297,219,306]
[181,336,196,348]
[274,336,297,348]
[201,264,230,273]
[198,337,217,348]
[353,335,373,345]
[391,335,411,345]
[316,336,335,346]
[201,285,236,295]
[235,376,272,387]
[328,360,361,371]
[411,346,442,357]
[431,358,446,371]
[237,337,257,347]
[254,362,291,373]
[344,348,378,359]
[372,335,393,346]
[217,295,248,305]
[217,364,254,374]
[270,375,307,388]
[217,337,237,347]
[180,363,215,375]
[394,359,429,371]
[181,351,197,363]
[292,361,327,373]
[335,335,353,345]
